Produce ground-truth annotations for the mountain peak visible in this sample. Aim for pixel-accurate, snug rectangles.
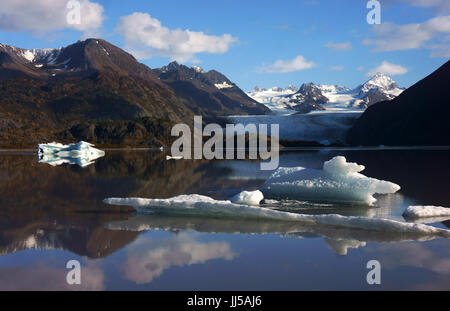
[359,73,400,94]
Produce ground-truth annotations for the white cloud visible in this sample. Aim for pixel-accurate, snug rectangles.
[324,42,352,51]
[257,55,316,73]
[330,65,344,71]
[357,66,365,71]
[367,61,408,76]
[429,44,450,57]
[363,16,450,53]
[0,0,104,37]
[116,12,237,62]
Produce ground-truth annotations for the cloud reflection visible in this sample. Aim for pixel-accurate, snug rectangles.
[121,234,235,284]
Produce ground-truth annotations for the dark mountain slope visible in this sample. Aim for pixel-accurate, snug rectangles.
[348,60,450,146]
[153,62,270,116]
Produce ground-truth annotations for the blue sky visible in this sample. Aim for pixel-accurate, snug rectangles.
[0,0,449,90]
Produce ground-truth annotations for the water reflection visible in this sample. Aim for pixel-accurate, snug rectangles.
[106,214,446,256]
[0,261,104,290]
[0,149,449,290]
[121,234,235,284]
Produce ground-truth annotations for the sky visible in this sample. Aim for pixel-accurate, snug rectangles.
[0,0,449,91]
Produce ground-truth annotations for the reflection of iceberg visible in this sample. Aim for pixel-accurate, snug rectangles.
[263,156,401,205]
[105,214,447,256]
[104,195,450,237]
[38,141,105,167]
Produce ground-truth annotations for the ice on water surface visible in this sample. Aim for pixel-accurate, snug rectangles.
[263,156,401,205]
[38,141,105,167]
[104,194,450,237]
[404,206,450,219]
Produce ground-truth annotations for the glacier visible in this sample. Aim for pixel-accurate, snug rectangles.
[262,156,401,205]
[228,111,361,144]
[38,141,105,167]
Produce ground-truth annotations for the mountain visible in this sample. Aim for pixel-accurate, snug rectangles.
[246,74,404,114]
[351,73,404,108]
[348,60,450,146]
[288,83,328,113]
[0,39,267,148]
[152,61,270,117]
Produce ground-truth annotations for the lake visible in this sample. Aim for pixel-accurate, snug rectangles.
[0,148,449,290]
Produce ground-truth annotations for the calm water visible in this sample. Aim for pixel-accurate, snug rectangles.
[0,149,449,290]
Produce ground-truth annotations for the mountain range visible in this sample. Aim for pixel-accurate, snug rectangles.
[247,73,405,114]
[0,39,268,148]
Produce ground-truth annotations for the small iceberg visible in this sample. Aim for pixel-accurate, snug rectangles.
[403,206,450,219]
[262,156,401,205]
[38,141,105,167]
[230,190,264,206]
[166,155,183,160]
[103,194,450,237]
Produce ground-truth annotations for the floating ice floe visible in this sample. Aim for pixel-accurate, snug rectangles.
[262,156,401,205]
[38,141,105,167]
[103,194,450,237]
[403,206,450,219]
[230,190,264,206]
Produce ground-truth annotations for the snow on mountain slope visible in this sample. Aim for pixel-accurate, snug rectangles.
[247,86,299,114]
[247,74,404,114]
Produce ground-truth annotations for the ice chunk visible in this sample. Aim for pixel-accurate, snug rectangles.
[403,206,450,219]
[262,156,401,205]
[230,190,264,206]
[38,141,105,167]
[103,195,450,237]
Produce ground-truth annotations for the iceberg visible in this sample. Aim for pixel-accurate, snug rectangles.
[403,206,450,219]
[262,156,401,205]
[230,190,264,206]
[103,195,450,237]
[38,141,105,167]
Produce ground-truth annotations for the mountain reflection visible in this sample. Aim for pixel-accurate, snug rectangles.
[0,151,261,258]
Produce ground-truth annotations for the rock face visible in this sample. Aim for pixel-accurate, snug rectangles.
[347,60,450,146]
[0,39,268,148]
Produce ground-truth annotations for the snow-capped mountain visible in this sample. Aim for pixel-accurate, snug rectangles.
[351,73,404,108]
[247,73,404,114]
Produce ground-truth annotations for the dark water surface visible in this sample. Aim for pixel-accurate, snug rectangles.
[0,149,449,290]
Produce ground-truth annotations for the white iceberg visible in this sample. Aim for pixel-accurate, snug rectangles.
[262,156,401,205]
[230,190,264,206]
[403,206,450,219]
[103,194,450,237]
[38,141,105,167]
